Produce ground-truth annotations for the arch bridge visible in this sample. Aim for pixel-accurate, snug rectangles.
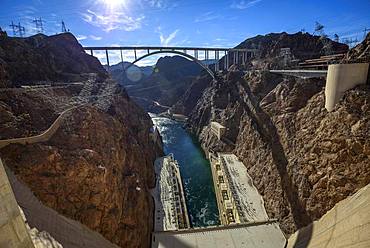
[83,46,259,79]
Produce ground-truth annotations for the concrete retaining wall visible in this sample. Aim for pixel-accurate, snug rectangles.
[287,183,370,248]
[325,63,369,111]
[0,158,35,248]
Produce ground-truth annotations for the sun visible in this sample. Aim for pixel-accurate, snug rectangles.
[100,0,127,10]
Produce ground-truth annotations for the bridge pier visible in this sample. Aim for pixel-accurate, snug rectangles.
[205,50,209,68]
[105,49,110,68]
[215,50,219,71]
[226,52,229,69]
[120,49,125,70]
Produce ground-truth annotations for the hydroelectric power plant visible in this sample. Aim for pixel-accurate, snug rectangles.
[0,2,370,246]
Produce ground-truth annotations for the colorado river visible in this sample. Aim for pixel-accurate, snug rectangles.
[151,114,220,227]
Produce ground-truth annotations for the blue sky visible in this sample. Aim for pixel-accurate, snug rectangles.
[1,0,369,65]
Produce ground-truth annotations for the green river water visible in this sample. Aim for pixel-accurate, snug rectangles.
[151,114,220,227]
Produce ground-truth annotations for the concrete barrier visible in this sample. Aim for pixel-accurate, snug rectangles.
[0,158,35,248]
[325,63,369,111]
[287,183,370,248]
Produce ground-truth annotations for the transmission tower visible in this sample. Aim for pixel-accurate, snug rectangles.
[9,21,17,36]
[61,20,67,33]
[342,37,360,48]
[9,21,26,37]
[18,22,25,37]
[33,17,44,33]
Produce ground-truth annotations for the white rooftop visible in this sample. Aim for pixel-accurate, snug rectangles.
[219,153,269,222]
[152,222,286,248]
[152,155,188,231]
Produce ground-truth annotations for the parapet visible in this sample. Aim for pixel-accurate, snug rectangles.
[325,63,369,112]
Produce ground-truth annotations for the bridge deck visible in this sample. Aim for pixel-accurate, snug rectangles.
[83,46,257,52]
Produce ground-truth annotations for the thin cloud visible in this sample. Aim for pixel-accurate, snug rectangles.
[215,38,227,41]
[159,29,179,46]
[76,34,87,41]
[230,0,262,9]
[194,11,221,23]
[147,0,164,8]
[81,9,144,32]
[142,0,178,10]
[90,35,102,40]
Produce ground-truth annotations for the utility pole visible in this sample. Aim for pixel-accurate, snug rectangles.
[32,17,44,33]
[61,20,67,33]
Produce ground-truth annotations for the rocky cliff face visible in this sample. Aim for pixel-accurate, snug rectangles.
[219,32,348,70]
[171,73,212,115]
[0,33,162,248]
[0,32,106,87]
[109,55,204,113]
[186,33,370,235]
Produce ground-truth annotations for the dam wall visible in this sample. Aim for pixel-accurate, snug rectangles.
[0,158,35,248]
[288,183,370,248]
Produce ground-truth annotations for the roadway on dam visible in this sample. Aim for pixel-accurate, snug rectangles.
[150,114,220,227]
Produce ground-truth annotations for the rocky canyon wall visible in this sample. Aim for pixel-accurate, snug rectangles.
[185,33,370,235]
[0,32,162,248]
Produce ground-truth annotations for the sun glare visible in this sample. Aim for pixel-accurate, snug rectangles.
[100,0,126,10]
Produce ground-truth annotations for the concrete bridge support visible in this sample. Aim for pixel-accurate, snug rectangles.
[325,63,369,111]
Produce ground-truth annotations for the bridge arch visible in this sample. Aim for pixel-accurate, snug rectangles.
[127,50,215,79]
